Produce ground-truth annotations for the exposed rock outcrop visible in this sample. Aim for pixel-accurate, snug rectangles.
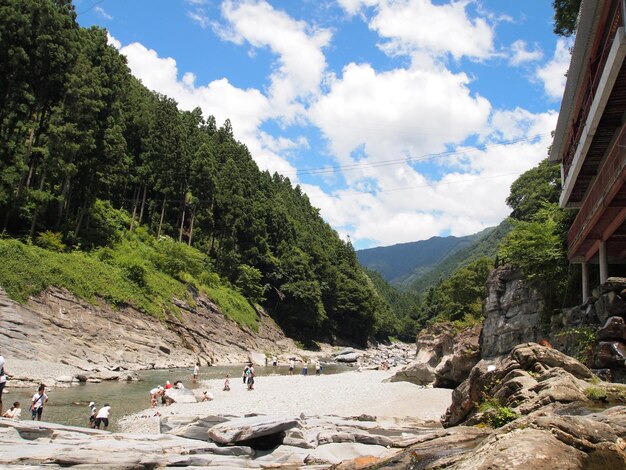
[481,265,545,358]
[390,323,481,388]
[441,343,626,428]
[0,286,295,378]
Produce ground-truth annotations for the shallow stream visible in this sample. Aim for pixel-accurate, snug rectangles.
[5,363,350,432]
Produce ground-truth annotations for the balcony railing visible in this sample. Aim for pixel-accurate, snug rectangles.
[562,0,623,181]
[568,122,626,252]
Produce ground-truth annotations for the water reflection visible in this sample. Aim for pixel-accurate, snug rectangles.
[5,363,350,431]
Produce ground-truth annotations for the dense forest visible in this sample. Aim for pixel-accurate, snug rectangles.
[0,0,400,346]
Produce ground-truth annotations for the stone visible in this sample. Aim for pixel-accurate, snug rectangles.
[247,350,266,366]
[597,316,626,342]
[163,388,197,404]
[594,291,626,323]
[306,442,393,465]
[593,341,626,368]
[336,353,358,363]
[390,323,480,388]
[599,277,626,294]
[442,343,596,428]
[207,415,299,444]
[456,428,586,469]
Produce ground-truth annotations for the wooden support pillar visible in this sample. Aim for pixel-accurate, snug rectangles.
[599,241,609,283]
[581,261,589,302]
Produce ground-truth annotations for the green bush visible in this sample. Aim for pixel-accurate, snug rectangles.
[80,199,130,248]
[478,396,519,428]
[35,231,66,252]
[151,237,209,280]
[586,386,608,401]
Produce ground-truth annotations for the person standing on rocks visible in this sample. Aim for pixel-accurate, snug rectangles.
[302,361,308,376]
[94,403,111,430]
[31,384,48,421]
[315,360,321,375]
[193,362,200,384]
[246,365,255,390]
[88,401,97,428]
[289,359,294,375]
[0,351,7,415]
[223,374,231,391]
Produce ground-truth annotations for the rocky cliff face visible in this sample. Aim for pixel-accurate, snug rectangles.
[0,286,295,373]
[480,265,545,358]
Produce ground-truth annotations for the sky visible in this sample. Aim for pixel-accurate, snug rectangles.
[76,0,571,250]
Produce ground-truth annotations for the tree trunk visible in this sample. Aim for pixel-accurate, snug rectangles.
[28,165,47,241]
[129,185,139,231]
[188,209,195,246]
[56,174,71,229]
[138,184,147,225]
[178,205,185,242]
[157,195,167,239]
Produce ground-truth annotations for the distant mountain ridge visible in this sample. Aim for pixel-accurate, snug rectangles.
[357,221,510,294]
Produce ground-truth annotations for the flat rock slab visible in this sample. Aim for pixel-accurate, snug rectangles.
[207,415,299,444]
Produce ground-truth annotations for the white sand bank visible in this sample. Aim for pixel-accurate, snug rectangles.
[120,369,452,433]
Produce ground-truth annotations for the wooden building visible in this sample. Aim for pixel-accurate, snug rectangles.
[551,0,626,300]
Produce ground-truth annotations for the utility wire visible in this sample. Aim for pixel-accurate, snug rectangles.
[77,0,107,16]
[287,133,550,176]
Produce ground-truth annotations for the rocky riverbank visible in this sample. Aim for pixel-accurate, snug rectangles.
[0,369,452,468]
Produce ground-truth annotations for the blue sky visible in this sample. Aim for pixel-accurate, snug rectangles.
[76,0,571,249]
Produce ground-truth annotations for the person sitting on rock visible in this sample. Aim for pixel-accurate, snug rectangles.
[174,380,185,389]
[201,390,214,402]
[2,401,21,420]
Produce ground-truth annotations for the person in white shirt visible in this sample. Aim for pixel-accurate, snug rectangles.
[2,401,21,420]
[0,352,7,416]
[31,384,48,421]
[94,404,111,429]
[193,363,199,384]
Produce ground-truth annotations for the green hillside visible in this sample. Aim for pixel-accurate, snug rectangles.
[408,220,511,295]
[357,233,485,286]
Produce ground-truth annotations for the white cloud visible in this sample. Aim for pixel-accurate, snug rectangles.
[187,10,210,28]
[218,0,332,120]
[94,5,113,20]
[309,58,491,167]
[348,0,495,60]
[536,38,573,100]
[509,40,542,66]
[115,39,302,176]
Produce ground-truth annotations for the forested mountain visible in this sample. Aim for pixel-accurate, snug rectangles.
[408,220,511,295]
[0,0,394,346]
[357,228,495,288]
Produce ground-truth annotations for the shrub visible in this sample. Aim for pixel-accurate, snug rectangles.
[35,231,66,252]
[80,199,130,248]
[586,386,608,401]
[151,237,209,280]
[478,396,519,428]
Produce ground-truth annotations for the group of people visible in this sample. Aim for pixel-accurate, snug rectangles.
[149,379,186,407]
[287,358,322,376]
[88,401,111,429]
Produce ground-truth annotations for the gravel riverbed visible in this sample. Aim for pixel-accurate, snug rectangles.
[119,369,452,434]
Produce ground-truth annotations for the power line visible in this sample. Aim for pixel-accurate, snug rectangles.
[288,133,550,177]
[77,0,107,16]
[305,171,522,199]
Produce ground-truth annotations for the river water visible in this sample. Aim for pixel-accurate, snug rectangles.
[6,363,350,432]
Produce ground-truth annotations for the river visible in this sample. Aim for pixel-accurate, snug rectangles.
[5,363,351,431]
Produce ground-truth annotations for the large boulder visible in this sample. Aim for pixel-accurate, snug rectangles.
[335,352,358,363]
[390,323,480,388]
[163,388,197,404]
[481,266,545,358]
[207,415,298,445]
[442,342,598,428]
